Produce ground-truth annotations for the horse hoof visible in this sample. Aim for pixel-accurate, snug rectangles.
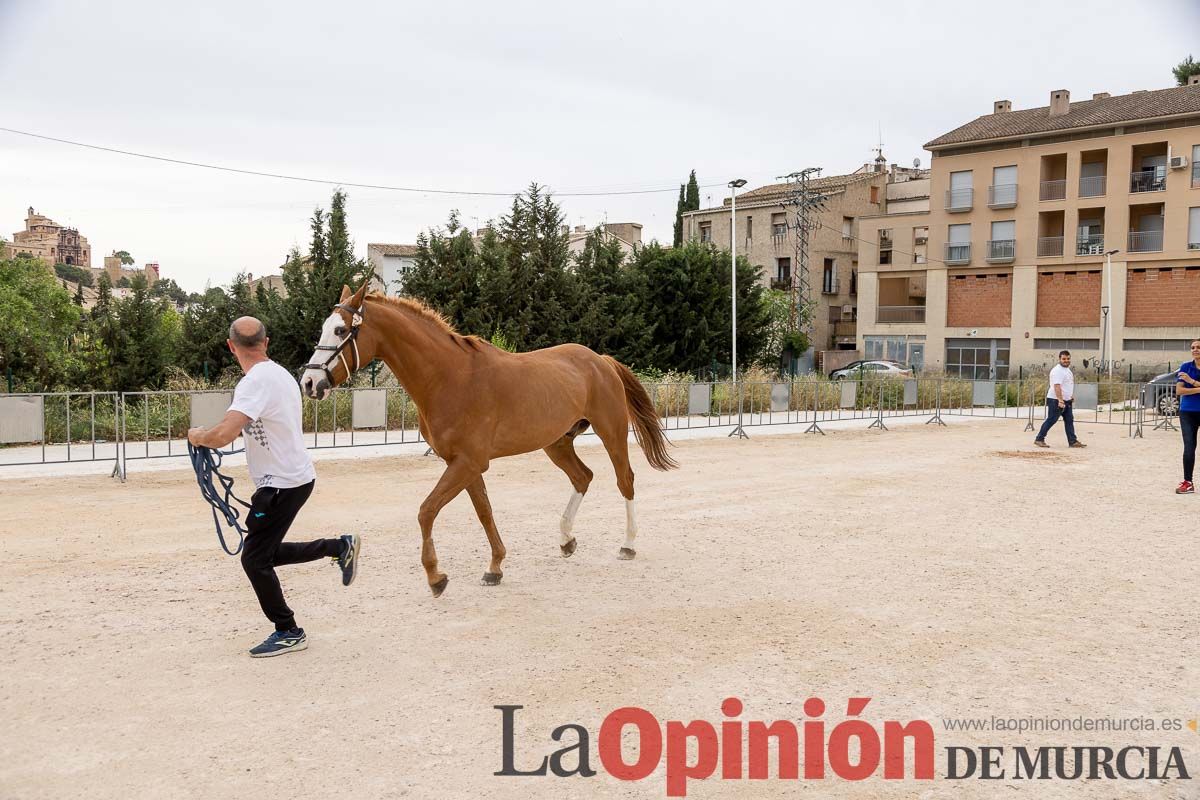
[618,547,636,560]
[560,538,577,557]
[431,575,449,597]
[481,572,503,586]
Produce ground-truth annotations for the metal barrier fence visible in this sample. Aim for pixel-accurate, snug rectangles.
[0,378,1182,477]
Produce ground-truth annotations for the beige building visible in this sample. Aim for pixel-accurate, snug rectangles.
[96,253,159,288]
[857,78,1200,376]
[564,222,643,258]
[367,243,420,295]
[8,207,91,267]
[681,164,928,356]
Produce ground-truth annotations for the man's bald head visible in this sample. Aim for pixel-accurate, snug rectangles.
[228,316,267,350]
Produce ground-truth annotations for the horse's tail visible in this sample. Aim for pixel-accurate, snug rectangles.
[604,356,679,472]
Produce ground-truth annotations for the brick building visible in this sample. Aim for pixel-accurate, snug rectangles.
[680,162,928,356]
[857,78,1200,375]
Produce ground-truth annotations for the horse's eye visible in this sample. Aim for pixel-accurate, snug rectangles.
[334,326,347,337]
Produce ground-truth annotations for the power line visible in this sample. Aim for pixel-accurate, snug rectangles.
[814,218,954,268]
[0,126,727,198]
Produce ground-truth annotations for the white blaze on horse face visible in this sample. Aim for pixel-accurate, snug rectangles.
[559,490,584,545]
[301,312,345,400]
[623,499,638,551]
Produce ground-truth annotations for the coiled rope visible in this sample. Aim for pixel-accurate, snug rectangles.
[188,443,251,556]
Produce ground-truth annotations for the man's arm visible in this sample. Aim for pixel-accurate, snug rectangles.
[1052,377,1064,406]
[188,410,252,449]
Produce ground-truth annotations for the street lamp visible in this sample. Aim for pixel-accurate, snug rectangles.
[729,178,748,439]
[1103,249,1119,380]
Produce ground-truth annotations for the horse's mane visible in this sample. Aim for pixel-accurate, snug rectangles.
[366,293,491,351]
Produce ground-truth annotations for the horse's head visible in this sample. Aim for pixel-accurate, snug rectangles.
[300,283,377,400]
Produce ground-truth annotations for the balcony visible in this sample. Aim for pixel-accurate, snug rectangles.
[945,188,973,212]
[833,319,857,338]
[1039,180,1067,201]
[1130,169,1166,193]
[1079,175,1107,198]
[821,277,840,295]
[770,233,787,247]
[770,277,791,291]
[877,305,927,324]
[1128,230,1163,252]
[1076,234,1105,256]
[944,242,971,265]
[987,184,1018,208]
[1037,236,1064,257]
[986,239,1015,263]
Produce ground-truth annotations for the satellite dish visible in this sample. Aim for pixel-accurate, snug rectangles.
[913,157,921,169]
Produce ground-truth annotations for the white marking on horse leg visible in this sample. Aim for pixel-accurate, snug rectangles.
[559,490,584,545]
[622,498,638,551]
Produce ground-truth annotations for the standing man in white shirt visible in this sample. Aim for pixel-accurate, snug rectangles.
[187,316,362,658]
[1034,350,1086,449]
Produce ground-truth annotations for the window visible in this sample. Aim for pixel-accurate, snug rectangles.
[945,338,1010,379]
[991,165,1017,206]
[870,186,880,204]
[842,217,853,238]
[850,269,857,295]
[776,257,791,280]
[989,220,1016,260]
[1034,338,1099,350]
[699,222,712,243]
[745,215,753,245]
[1190,207,1200,249]
[878,228,893,265]
[771,212,787,238]
[864,335,923,363]
[1123,339,1193,351]
[1193,145,1200,187]
[948,170,973,209]
[823,258,836,293]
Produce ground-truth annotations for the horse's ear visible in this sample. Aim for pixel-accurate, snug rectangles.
[339,284,352,302]
[350,282,369,305]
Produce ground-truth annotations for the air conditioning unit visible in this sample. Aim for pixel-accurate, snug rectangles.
[1169,155,1189,170]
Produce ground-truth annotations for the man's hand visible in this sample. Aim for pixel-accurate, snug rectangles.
[1058,400,1066,409]
[187,426,207,446]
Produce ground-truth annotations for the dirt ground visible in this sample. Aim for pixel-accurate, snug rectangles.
[1,420,1196,799]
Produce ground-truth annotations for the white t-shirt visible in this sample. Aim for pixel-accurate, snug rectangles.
[1047,364,1075,401]
[229,360,316,489]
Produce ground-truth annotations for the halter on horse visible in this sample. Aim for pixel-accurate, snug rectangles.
[300,300,366,393]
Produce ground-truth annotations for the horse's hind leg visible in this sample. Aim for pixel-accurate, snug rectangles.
[591,411,638,560]
[543,426,593,557]
[466,477,506,585]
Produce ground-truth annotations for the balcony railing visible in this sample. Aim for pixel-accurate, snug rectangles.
[1039,179,1067,201]
[945,188,973,212]
[876,305,926,324]
[770,276,791,291]
[1128,230,1164,252]
[944,242,971,264]
[1076,234,1105,256]
[833,319,857,337]
[1130,169,1166,193]
[821,277,840,295]
[987,184,1018,208]
[1079,175,1107,197]
[1037,236,1064,257]
[986,239,1015,262]
[770,233,787,247]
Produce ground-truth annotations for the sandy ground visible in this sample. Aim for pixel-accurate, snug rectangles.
[1,420,1196,799]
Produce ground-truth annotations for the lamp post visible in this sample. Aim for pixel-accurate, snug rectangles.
[729,178,748,439]
[1104,249,1119,380]
[1100,305,1110,377]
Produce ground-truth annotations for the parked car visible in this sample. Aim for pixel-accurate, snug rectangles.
[1140,371,1180,416]
[830,360,913,380]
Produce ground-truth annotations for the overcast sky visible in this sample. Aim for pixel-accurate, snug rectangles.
[3,0,1198,292]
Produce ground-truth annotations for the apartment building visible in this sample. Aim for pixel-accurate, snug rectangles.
[857,78,1200,376]
[681,162,928,353]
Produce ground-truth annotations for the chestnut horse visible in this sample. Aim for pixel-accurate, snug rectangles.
[301,283,677,596]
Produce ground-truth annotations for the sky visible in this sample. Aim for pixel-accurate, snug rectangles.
[3,0,1198,293]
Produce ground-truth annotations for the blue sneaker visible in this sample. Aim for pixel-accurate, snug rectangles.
[335,534,361,587]
[249,628,307,658]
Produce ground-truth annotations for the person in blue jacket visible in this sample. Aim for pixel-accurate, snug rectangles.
[1174,339,1200,494]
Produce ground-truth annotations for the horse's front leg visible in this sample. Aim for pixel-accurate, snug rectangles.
[417,456,481,597]
[466,477,505,585]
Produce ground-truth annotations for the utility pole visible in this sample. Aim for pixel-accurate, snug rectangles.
[779,168,828,373]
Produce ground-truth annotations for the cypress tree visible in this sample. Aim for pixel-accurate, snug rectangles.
[685,170,700,211]
[672,184,685,247]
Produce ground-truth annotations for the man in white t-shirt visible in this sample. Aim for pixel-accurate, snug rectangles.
[187,317,362,658]
[1034,349,1086,449]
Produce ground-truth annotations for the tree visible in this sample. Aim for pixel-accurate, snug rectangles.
[114,250,135,266]
[73,282,84,306]
[149,277,188,305]
[181,287,235,379]
[116,275,132,288]
[573,229,649,365]
[54,262,93,287]
[404,211,488,336]
[0,256,83,389]
[1173,56,1200,86]
[684,171,700,212]
[672,184,686,247]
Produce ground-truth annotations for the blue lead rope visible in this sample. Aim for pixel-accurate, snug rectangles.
[188,443,251,556]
